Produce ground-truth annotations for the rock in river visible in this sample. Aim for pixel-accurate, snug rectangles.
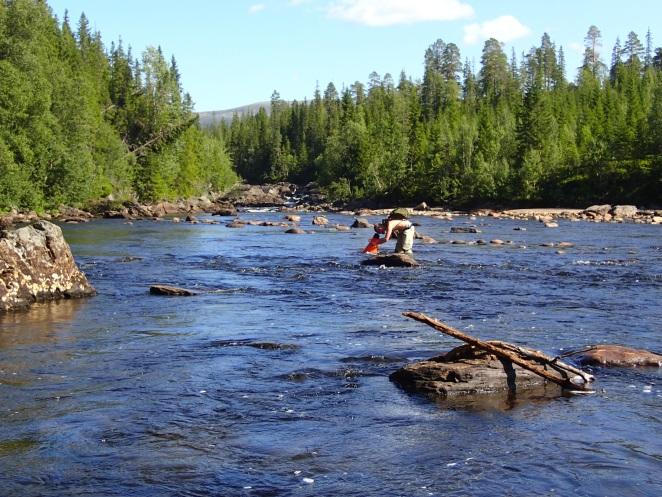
[149,285,198,296]
[390,343,547,398]
[0,221,96,311]
[361,253,420,267]
[565,344,662,367]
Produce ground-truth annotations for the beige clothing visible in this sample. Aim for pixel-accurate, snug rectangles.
[385,219,415,254]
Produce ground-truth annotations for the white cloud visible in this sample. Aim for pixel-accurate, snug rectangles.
[249,4,266,14]
[327,0,474,27]
[463,15,531,45]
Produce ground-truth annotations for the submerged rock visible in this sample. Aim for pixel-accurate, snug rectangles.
[149,284,198,296]
[450,226,480,233]
[351,218,372,228]
[565,344,662,367]
[361,253,420,267]
[390,343,548,398]
[0,221,96,311]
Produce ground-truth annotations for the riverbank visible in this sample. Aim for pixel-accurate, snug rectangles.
[1,182,661,227]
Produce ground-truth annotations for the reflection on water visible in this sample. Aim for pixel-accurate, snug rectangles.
[0,299,88,348]
[0,214,661,496]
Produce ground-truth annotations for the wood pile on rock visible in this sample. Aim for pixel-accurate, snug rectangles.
[388,311,661,404]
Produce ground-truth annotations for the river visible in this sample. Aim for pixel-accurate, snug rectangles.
[1,212,661,496]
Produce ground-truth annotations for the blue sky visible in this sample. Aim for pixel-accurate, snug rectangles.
[47,0,660,112]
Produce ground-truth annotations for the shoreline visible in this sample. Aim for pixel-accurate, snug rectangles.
[1,182,660,226]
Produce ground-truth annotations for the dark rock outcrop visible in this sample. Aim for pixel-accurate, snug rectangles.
[390,343,548,397]
[361,253,420,267]
[55,205,94,221]
[0,221,96,311]
[218,183,292,207]
[565,344,662,367]
[212,204,238,216]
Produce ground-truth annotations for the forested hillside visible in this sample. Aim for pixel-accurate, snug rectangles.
[0,0,237,212]
[1,0,660,211]
[216,28,662,207]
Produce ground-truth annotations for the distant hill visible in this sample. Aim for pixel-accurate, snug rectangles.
[197,101,271,127]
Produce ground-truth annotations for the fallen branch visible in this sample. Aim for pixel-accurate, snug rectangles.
[492,341,594,384]
[402,311,593,392]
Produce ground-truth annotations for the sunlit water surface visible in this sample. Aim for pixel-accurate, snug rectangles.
[1,213,661,496]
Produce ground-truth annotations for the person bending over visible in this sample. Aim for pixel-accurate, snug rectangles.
[373,209,415,255]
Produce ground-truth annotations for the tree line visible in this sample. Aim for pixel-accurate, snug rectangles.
[1,2,660,211]
[0,0,237,212]
[215,26,662,207]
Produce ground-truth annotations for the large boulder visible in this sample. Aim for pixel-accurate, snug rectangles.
[390,343,547,398]
[585,204,612,216]
[565,344,661,367]
[610,205,638,218]
[0,221,96,311]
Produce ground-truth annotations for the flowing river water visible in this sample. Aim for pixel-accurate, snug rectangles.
[1,212,661,496]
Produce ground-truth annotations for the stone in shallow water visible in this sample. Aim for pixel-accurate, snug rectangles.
[565,344,662,367]
[0,221,96,311]
[390,343,550,398]
[149,285,197,296]
[361,253,420,267]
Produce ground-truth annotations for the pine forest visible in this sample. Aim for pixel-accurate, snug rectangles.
[1,0,661,211]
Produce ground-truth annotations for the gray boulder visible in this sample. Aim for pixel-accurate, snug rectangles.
[585,204,612,215]
[610,205,638,218]
[0,221,96,311]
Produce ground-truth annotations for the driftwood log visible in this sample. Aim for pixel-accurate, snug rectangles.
[402,311,594,392]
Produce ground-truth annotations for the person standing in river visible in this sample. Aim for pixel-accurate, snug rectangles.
[373,208,415,255]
